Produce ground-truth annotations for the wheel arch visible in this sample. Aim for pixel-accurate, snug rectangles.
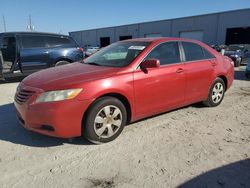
[217,75,228,91]
[81,92,132,135]
[53,57,73,66]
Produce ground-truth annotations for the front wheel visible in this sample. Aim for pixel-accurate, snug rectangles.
[55,60,70,66]
[203,78,225,107]
[83,97,127,144]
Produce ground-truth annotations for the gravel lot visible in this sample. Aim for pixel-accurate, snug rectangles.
[0,67,249,188]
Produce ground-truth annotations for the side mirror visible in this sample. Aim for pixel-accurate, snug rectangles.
[140,59,160,69]
[221,49,225,55]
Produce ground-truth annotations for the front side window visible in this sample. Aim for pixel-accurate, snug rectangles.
[145,42,181,66]
[21,35,47,48]
[84,41,150,67]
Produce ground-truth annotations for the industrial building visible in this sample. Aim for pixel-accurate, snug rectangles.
[69,8,250,47]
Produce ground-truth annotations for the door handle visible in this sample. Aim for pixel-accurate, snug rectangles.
[176,68,184,73]
[210,60,217,67]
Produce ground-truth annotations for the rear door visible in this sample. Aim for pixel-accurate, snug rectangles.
[20,35,49,73]
[181,41,216,103]
[45,36,82,63]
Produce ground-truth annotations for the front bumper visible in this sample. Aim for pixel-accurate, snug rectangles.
[14,84,92,138]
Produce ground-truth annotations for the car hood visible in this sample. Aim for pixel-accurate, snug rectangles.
[22,62,120,90]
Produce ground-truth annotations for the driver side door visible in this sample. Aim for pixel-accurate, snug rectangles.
[133,41,186,119]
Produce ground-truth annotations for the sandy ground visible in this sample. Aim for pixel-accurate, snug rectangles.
[0,67,249,188]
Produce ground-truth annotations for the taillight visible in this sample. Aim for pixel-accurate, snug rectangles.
[230,61,234,66]
[78,47,84,52]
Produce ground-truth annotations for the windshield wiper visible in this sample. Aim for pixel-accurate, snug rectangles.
[85,62,101,66]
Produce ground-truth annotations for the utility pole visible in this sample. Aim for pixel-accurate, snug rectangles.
[2,15,6,32]
[27,14,35,31]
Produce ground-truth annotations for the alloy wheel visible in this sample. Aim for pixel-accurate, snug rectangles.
[93,105,122,138]
[212,83,224,104]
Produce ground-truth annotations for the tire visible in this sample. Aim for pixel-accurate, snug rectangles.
[246,73,250,79]
[83,96,127,144]
[234,58,241,67]
[203,78,226,107]
[55,60,70,66]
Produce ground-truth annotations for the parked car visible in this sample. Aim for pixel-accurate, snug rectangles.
[84,46,100,57]
[211,44,222,52]
[224,44,250,67]
[14,38,234,144]
[0,32,84,79]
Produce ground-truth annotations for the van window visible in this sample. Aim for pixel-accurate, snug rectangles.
[45,36,76,47]
[21,35,47,48]
[1,37,16,62]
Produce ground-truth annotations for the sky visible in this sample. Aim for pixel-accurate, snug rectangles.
[0,0,250,34]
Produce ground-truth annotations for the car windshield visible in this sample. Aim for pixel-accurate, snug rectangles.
[227,45,245,51]
[84,41,150,67]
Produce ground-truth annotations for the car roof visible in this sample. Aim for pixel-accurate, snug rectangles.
[0,31,70,38]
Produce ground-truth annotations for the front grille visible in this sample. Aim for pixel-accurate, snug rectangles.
[15,89,36,104]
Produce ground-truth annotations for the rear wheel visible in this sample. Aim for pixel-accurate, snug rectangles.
[55,60,70,66]
[203,78,225,107]
[83,97,127,144]
[234,58,241,67]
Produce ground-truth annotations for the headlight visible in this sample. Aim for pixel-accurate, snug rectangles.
[36,89,82,103]
[230,54,238,58]
[16,83,21,92]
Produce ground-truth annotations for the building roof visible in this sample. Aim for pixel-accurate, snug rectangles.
[70,8,250,33]
[0,31,69,37]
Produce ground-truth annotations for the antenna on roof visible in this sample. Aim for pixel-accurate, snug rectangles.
[2,15,6,32]
[26,15,35,31]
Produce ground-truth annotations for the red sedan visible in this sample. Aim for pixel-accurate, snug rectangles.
[14,38,234,143]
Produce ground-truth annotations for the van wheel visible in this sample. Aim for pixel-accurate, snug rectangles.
[203,78,225,107]
[234,59,241,67]
[83,96,127,144]
[55,60,70,66]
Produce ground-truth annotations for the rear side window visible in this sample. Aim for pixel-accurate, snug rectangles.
[21,35,47,48]
[45,36,76,47]
[182,42,214,61]
[203,48,214,59]
[145,42,181,66]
